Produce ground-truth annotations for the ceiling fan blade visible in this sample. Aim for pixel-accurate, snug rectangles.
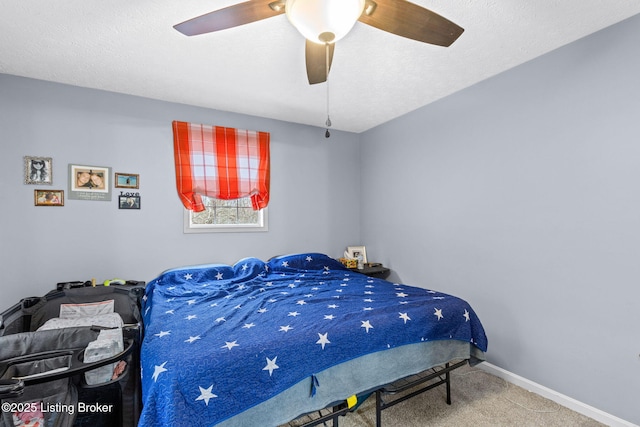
[174,0,285,36]
[358,0,464,47]
[305,41,335,85]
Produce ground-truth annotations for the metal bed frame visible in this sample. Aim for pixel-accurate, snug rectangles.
[288,359,470,427]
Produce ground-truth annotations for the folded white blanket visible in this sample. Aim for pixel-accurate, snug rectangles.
[37,312,123,331]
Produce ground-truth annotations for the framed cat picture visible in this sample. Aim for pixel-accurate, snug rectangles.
[24,156,53,185]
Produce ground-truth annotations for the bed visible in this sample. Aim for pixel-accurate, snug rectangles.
[139,253,487,426]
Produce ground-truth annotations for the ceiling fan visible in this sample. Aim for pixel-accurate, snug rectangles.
[174,0,464,85]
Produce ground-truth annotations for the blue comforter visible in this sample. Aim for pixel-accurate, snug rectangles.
[139,253,487,426]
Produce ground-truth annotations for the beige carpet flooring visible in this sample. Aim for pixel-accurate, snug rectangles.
[285,363,605,427]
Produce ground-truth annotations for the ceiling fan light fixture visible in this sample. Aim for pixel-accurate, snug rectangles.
[285,0,365,44]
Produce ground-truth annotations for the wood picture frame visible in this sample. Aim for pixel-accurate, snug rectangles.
[34,189,64,206]
[115,173,139,189]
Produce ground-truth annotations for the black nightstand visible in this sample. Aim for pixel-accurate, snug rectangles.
[350,265,391,279]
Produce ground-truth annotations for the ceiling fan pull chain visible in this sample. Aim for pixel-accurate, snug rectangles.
[325,42,332,138]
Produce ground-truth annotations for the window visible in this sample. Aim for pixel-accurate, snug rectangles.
[184,195,268,233]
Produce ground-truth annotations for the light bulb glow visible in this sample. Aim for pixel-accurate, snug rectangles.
[285,0,365,44]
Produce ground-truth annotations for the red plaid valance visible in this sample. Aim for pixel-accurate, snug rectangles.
[172,121,270,212]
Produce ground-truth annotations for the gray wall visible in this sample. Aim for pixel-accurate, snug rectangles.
[360,14,640,424]
[0,75,361,304]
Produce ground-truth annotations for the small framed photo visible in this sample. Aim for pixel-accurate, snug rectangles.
[68,164,112,201]
[119,195,141,209]
[24,156,53,185]
[34,189,64,206]
[115,173,139,189]
[347,246,367,263]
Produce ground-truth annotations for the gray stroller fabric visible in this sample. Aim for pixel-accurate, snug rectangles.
[0,328,99,360]
[0,328,100,427]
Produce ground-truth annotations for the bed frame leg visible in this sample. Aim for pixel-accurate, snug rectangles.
[445,362,452,405]
[375,389,382,427]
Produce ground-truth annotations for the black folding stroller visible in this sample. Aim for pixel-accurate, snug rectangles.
[0,282,144,427]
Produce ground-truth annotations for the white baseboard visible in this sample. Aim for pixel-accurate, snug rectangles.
[477,362,637,427]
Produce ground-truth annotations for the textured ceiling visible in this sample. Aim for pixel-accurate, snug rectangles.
[1,1,639,133]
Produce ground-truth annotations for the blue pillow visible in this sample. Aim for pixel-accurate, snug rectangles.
[268,253,347,272]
